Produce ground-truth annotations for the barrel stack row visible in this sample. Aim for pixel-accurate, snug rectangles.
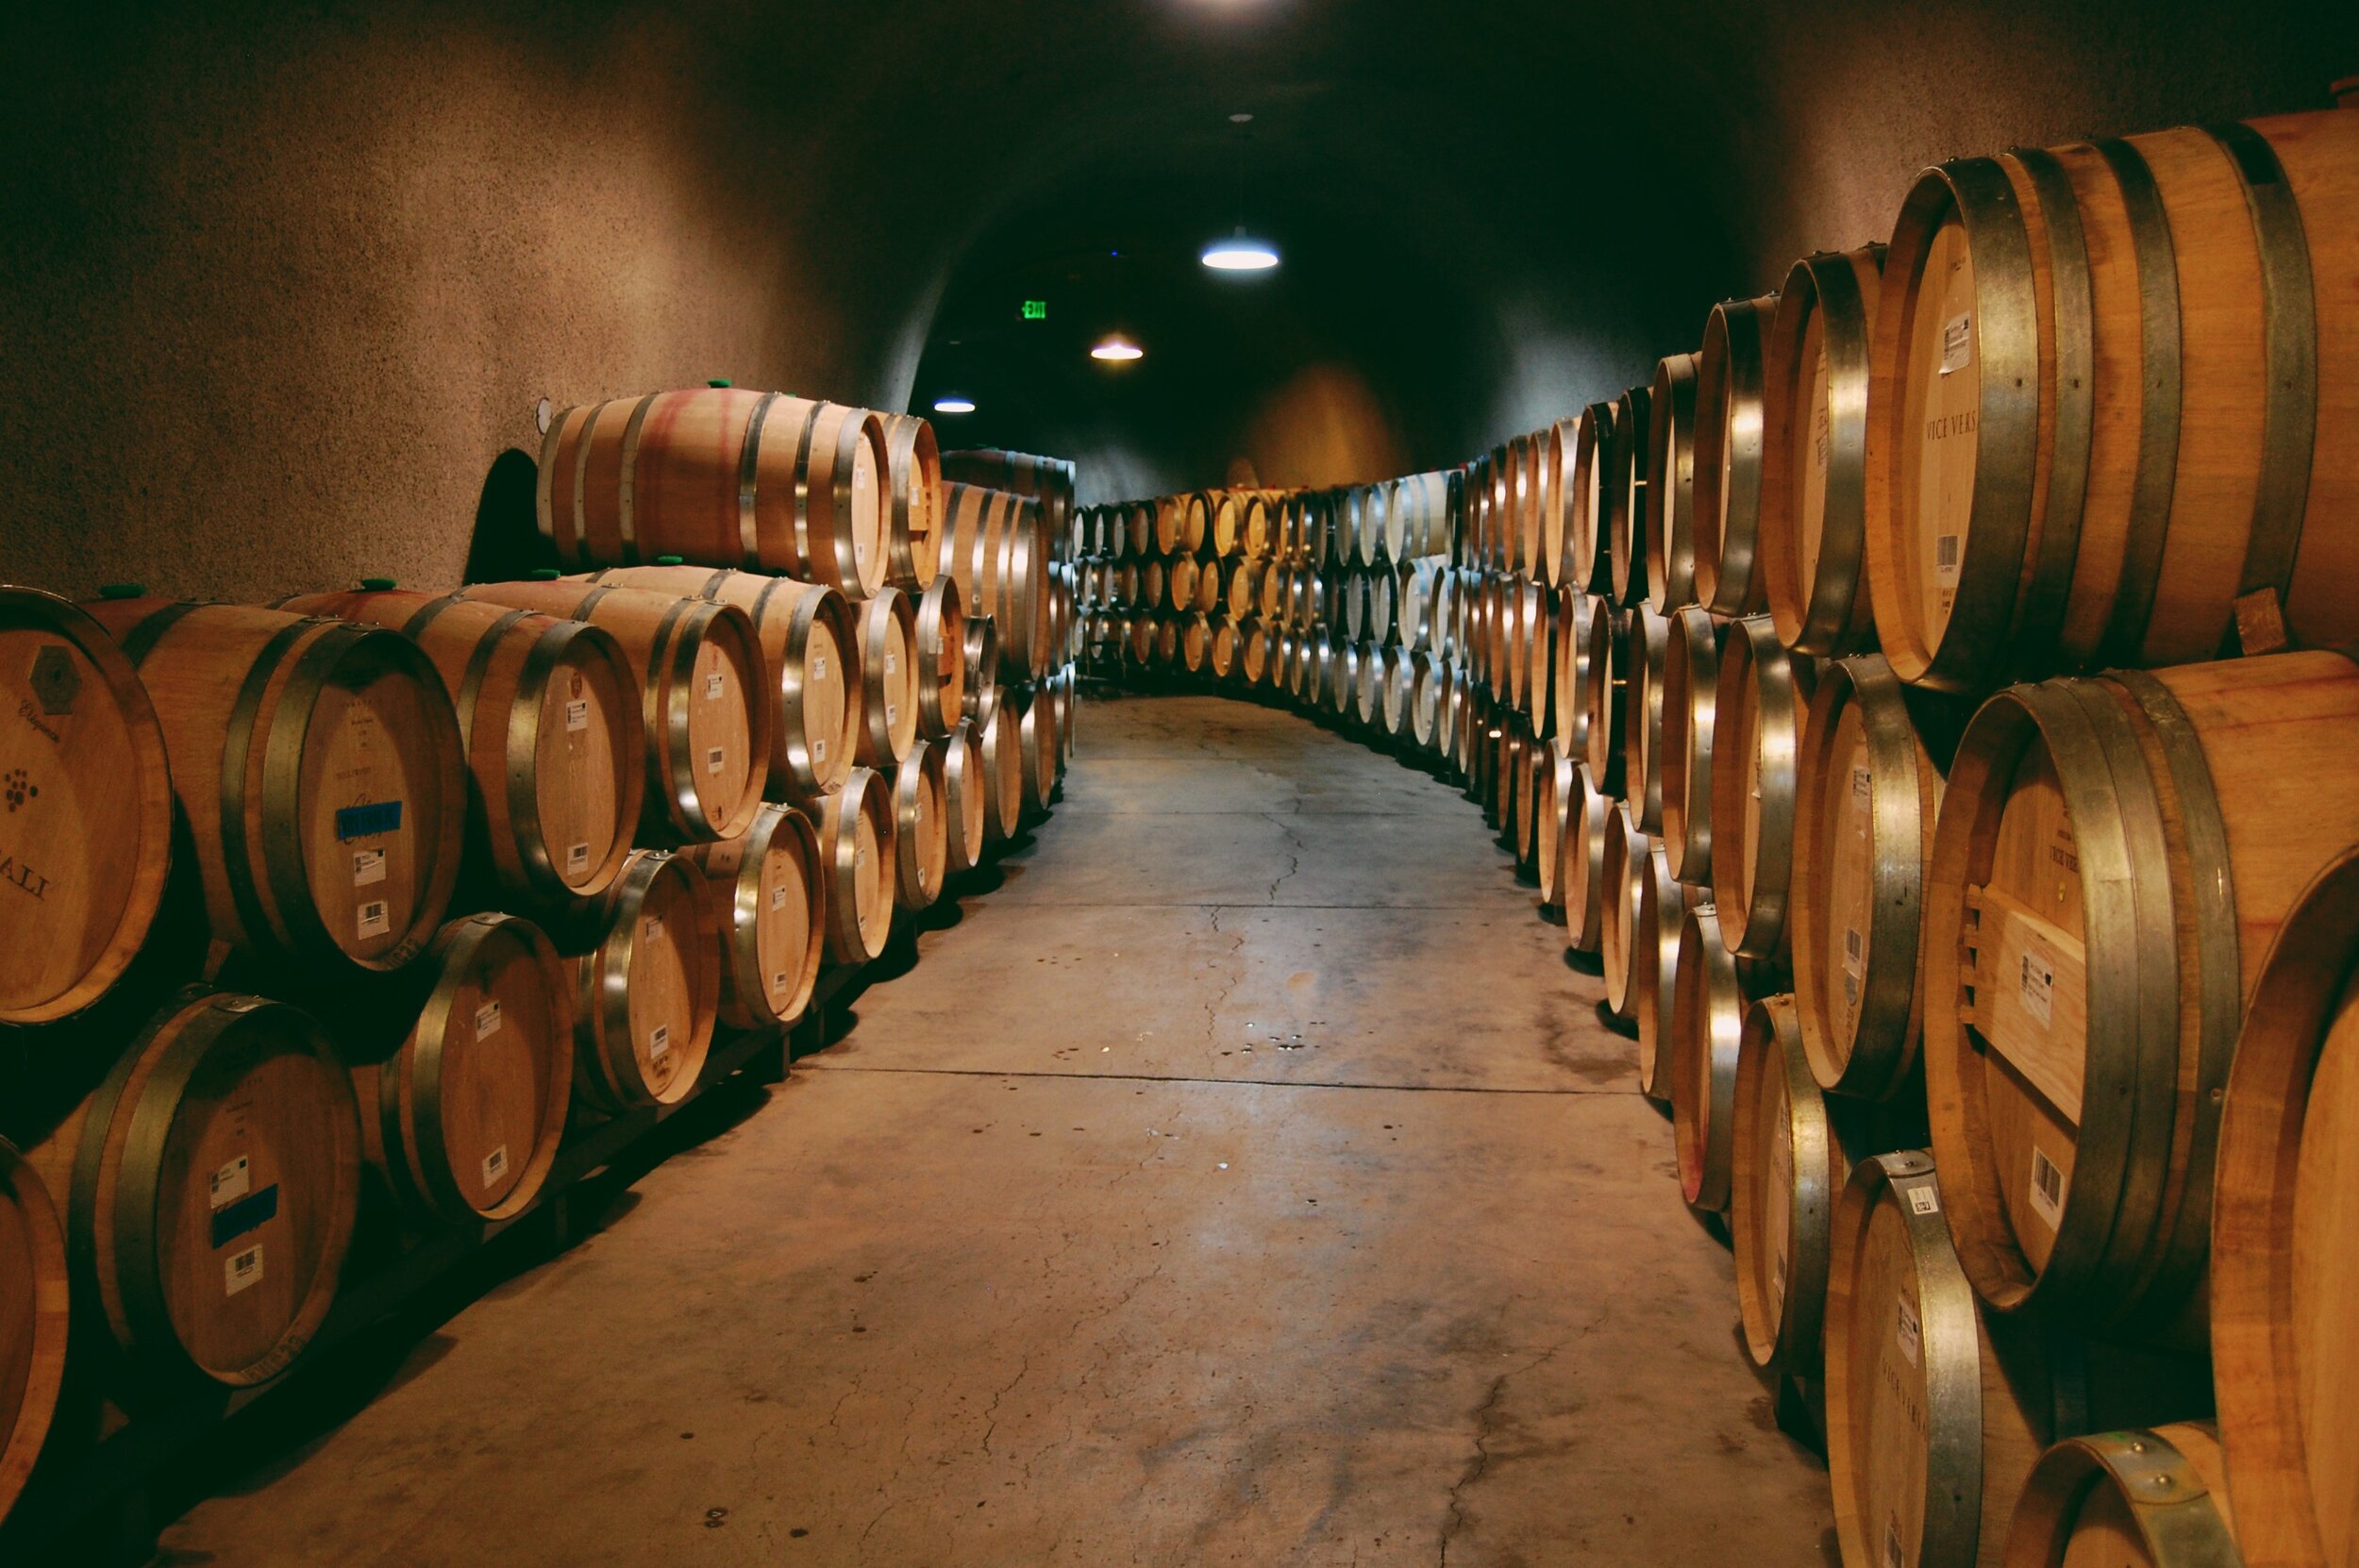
[1110,97,2359,1568]
[0,383,1081,1534]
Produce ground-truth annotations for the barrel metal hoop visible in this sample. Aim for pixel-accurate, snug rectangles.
[1711,302,1771,616]
[219,619,322,956]
[2208,121,2317,617]
[114,600,207,666]
[2107,668,2241,1325]
[2011,1429,2239,1568]
[532,405,570,546]
[395,592,464,644]
[502,621,578,895]
[2091,138,2184,668]
[63,998,183,1385]
[1842,659,1926,1099]
[568,400,610,571]
[613,392,660,566]
[403,920,480,1217]
[648,598,704,836]
[1806,255,1879,654]
[2007,147,2096,676]
[454,609,529,741]
[737,391,779,574]
[787,399,825,583]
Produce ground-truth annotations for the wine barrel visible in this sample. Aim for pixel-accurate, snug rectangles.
[937,449,1077,564]
[1166,556,1199,618]
[1559,763,1614,956]
[0,588,176,1025]
[1659,606,1725,886]
[1621,606,1670,833]
[1710,617,1819,963]
[1581,598,1627,794]
[1597,803,1648,1026]
[890,740,949,912]
[1865,111,2359,692]
[879,412,944,592]
[1408,651,1441,752]
[1129,501,1157,560]
[1017,686,1059,819]
[538,386,889,597]
[354,911,572,1226]
[1645,352,1703,612]
[1154,617,1180,671]
[676,804,822,1032]
[572,850,716,1112]
[1760,244,1885,656]
[1732,994,1864,1387]
[943,483,1052,681]
[1925,652,2359,1338]
[1824,1152,2211,1568]
[1548,588,1592,760]
[1631,836,1691,1101]
[283,589,644,919]
[815,767,895,963]
[850,587,919,768]
[26,991,360,1391]
[1141,559,1168,621]
[458,580,771,842]
[1608,384,1655,607]
[86,597,467,976]
[977,702,1025,845]
[2001,1422,2237,1568]
[573,564,855,799]
[1151,496,1185,556]
[1178,613,1213,676]
[1791,654,1966,1101]
[940,721,990,876]
[963,614,1001,731]
[0,1138,68,1522]
[1693,295,1778,617]
[1670,907,1746,1213]
[1567,401,1619,592]
[2211,847,2359,1568]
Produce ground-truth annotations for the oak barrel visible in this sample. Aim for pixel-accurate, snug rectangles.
[538,386,889,597]
[1692,295,1778,617]
[1561,763,1614,956]
[851,587,920,768]
[0,587,176,1024]
[1645,352,1702,612]
[1568,401,1619,592]
[1760,244,1885,655]
[459,580,771,842]
[0,1138,68,1522]
[86,597,467,976]
[880,411,945,591]
[2001,1422,2236,1568]
[1710,616,1818,963]
[26,991,360,1392]
[815,767,895,963]
[676,803,823,1032]
[890,740,949,913]
[1865,110,2359,692]
[1669,907,1746,1213]
[1620,606,1670,833]
[977,702,1025,845]
[944,483,1052,680]
[572,564,854,800]
[354,911,572,1226]
[1732,994,1860,1385]
[941,721,990,876]
[1658,605,1724,885]
[572,850,716,1112]
[1580,597,1627,794]
[1631,835,1692,1102]
[1925,652,2359,1337]
[1607,384,1654,607]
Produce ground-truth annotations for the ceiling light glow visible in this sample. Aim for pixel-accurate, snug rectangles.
[1090,335,1144,362]
[1201,232,1280,271]
[932,396,977,414]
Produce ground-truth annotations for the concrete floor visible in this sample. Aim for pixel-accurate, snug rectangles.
[159,692,1836,1567]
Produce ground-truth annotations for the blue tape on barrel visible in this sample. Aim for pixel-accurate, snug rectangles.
[335,801,403,841]
[211,1185,280,1248]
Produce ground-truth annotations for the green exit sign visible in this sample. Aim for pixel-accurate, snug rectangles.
[1021,299,1047,321]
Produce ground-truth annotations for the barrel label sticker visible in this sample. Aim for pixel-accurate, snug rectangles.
[708,746,726,775]
[568,842,591,876]
[336,800,404,842]
[705,673,725,700]
[352,847,386,888]
[649,1023,672,1061]
[210,1155,251,1209]
[1935,534,1960,587]
[475,999,502,1040]
[1851,765,1871,805]
[2029,1146,2066,1230]
[814,737,828,762]
[1895,1296,1921,1366]
[482,1145,509,1189]
[645,915,665,942]
[1907,1184,1940,1217]
[566,699,591,732]
[225,1243,264,1297]
[1941,312,1973,375]
[2017,940,2055,1027]
[210,1185,279,1248]
[812,655,828,680]
[770,885,788,911]
[359,899,391,939]
[886,703,898,728]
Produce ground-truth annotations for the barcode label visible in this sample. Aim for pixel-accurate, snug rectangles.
[567,842,590,875]
[475,1000,502,1040]
[886,703,897,728]
[649,1024,671,1061]
[885,651,897,675]
[353,848,386,887]
[645,915,665,942]
[812,655,828,679]
[567,699,591,732]
[226,1244,264,1297]
[211,1156,250,1209]
[1852,765,1871,804]
[1895,1296,1921,1366]
[708,746,726,774]
[1844,927,1865,975]
[2030,1146,2066,1229]
[814,737,828,761]
[1941,312,1972,375]
[1907,1184,1940,1216]
[705,673,725,700]
[359,900,391,938]
[482,1145,509,1188]
[1935,534,1961,584]
[770,886,788,911]
[773,971,790,993]
[2019,942,2055,1027]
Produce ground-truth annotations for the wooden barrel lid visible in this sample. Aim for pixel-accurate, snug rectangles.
[893,741,949,912]
[1761,245,1883,656]
[0,1137,68,1519]
[1670,907,1745,1211]
[585,852,713,1109]
[1731,995,1825,1376]
[2001,1421,2235,1568]
[0,588,175,1024]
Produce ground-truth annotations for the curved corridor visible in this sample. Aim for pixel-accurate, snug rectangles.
[161,693,1832,1567]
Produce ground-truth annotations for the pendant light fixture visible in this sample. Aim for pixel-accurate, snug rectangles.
[1201,111,1280,274]
[1089,335,1145,362]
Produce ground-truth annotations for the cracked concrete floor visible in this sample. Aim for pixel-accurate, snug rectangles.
[157,692,1835,1567]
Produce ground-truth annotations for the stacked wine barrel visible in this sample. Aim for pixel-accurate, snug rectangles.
[1093,99,2359,1568]
[0,385,1078,1536]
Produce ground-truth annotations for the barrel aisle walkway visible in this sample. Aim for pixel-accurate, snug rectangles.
[158,692,1832,1567]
